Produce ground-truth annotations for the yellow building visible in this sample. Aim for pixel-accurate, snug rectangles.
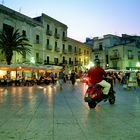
[0,4,91,78]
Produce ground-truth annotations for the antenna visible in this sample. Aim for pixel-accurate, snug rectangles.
[2,0,4,5]
[19,7,22,13]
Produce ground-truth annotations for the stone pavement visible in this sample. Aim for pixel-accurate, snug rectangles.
[0,82,140,140]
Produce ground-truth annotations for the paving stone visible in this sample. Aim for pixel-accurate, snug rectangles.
[0,82,140,140]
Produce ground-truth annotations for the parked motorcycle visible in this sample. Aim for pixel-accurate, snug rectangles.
[84,78,116,108]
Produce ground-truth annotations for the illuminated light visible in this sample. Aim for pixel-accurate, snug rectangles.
[85,61,94,69]
[43,87,47,92]
[136,62,140,67]
[38,86,44,89]
[30,57,35,64]
[0,70,7,78]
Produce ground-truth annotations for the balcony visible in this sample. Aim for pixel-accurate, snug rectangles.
[110,54,120,60]
[128,55,134,59]
[46,30,52,36]
[138,55,140,61]
[36,58,43,64]
[74,51,78,54]
[79,52,83,55]
[46,45,52,50]
[55,47,60,52]
[62,50,67,54]
[68,49,73,54]
[62,36,67,41]
[54,33,60,39]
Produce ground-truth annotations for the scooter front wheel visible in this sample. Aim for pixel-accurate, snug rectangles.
[88,101,97,108]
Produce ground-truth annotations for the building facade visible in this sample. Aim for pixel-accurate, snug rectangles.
[0,4,91,75]
[108,42,140,70]
[91,34,140,70]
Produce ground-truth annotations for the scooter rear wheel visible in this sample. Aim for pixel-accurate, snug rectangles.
[109,96,115,104]
[88,101,97,108]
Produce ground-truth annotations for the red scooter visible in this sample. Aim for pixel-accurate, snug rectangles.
[84,78,115,108]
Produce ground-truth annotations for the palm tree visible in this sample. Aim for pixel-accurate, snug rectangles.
[0,28,31,65]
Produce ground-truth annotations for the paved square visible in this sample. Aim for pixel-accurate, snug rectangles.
[0,82,140,140]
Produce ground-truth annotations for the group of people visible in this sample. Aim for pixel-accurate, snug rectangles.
[58,70,76,89]
[58,58,112,95]
[58,58,112,94]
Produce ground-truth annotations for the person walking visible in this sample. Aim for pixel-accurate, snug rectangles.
[70,70,76,86]
[58,70,65,90]
[50,72,55,85]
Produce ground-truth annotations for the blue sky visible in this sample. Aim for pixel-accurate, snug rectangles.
[2,0,140,42]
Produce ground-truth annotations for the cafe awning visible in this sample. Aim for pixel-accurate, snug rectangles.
[0,64,63,72]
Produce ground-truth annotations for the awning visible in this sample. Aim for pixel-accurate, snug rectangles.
[0,64,63,72]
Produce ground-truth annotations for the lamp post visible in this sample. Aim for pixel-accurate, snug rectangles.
[136,62,140,70]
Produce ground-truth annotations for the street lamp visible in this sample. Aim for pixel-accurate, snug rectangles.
[30,57,35,64]
[136,62,140,70]
[86,61,94,69]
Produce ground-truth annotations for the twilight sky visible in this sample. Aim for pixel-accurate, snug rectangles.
[2,0,140,42]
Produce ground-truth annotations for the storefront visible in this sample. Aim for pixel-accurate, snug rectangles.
[0,64,63,80]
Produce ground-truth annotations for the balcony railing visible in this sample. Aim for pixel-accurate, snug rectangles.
[110,54,120,60]
[128,55,134,59]
[62,36,67,41]
[79,52,83,55]
[46,30,52,36]
[55,47,60,52]
[62,50,67,54]
[74,51,78,54]
[68,49,73,54]
[36,58,43,64]
[54,33,60,39]
[138,55,140,61]
[46,45,52,50]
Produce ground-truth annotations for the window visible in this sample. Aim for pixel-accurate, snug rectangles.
[63,31,65,37]
[74,47,76,53]
[138,51,140,60]
[128,50,133,59]
[113,49,119,56]
[84,50,86,55]
[62,57,65,63]
[22,30,26,37]
[95,55,98,59]
[47,24,50,30]
[36,35,39,44]
[36,53,39,62]
[54,58,58,64]
[69,58,71,64]
[3,23,14,32]
[128,50,132,56]
[99,43,103,50]
[47,39,49,45]
[55,41,57,50]
[47,56,49,63]
[55,42,57,47]
[79,48,81,54]
[36,53,39,59]
[68,45,72,52]
[55,28,57,34]
[63,44,65,51]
